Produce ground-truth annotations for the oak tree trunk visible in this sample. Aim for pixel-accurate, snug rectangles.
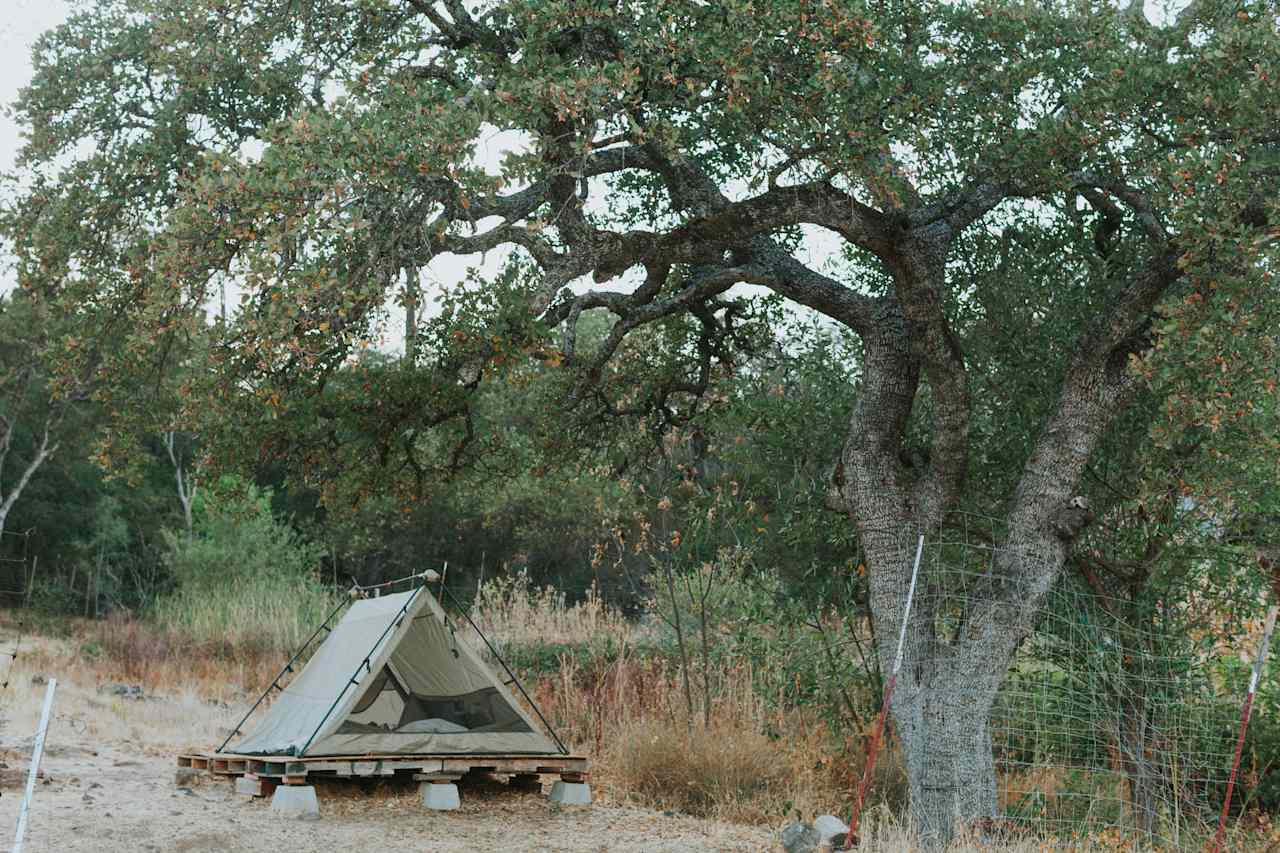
[839,274,1137,845]
[859,527,1062,843]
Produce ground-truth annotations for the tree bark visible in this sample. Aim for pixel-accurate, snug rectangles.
[837,245,1168,843]
[0,424,56,542]
[850,505,1072,844]
[164,431,197,537]
[904,670,1001,840]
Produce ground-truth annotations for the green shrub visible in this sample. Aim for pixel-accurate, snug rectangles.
[152,477,338,654]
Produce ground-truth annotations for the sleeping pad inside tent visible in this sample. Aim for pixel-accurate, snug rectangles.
[226,586,561,757]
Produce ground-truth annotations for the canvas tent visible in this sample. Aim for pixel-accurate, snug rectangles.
[226,585,562,757]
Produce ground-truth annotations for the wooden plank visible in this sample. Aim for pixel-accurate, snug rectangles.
[193,751,588,776]
[300,759,444,776]
[211,751,587,763]
[379,760,442,774]
[351,761,388,777]
[247,759,289,778]
[441,759,495,774]
[439,757,586,775]
[412,772,464,782]
[294,761,345,773]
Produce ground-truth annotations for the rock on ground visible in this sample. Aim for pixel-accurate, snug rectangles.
[781,821,821,853]
[813,814,850,846]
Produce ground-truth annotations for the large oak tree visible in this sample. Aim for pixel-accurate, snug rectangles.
[4,0,1278,841]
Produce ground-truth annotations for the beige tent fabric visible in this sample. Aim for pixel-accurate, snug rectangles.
[227,587,560,757]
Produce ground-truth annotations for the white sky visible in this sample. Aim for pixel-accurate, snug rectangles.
[1,0,72,295]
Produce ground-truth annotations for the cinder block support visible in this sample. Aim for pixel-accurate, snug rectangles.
[549,780,592,805]
[270,784,320,819]
[421,781,461,810]
[235,774,276,798]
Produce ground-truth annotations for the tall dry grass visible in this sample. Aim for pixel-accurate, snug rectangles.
[8,611,280,699]
[465,571,637,649]
[520,634,903,825]
[149,571,341,658]
[0,611,249,752]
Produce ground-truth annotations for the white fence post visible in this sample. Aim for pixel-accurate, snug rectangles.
[13,677,57,853]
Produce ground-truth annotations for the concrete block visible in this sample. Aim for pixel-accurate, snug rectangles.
[235,775,275,797]
[420,781,460,810]
[781,822,820,853]
[175,767,202,787]
[549,780,592,805]
[270,785,319,819]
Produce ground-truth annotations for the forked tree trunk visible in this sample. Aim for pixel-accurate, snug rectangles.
[815,157,1174,849]
[843,327,1103,845]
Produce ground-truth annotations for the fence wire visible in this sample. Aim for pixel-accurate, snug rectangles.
[876,521,1260,849]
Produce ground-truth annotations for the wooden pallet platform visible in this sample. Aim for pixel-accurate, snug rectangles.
[177,751,588,786]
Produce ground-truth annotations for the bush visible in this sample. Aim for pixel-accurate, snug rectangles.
[152,478,338,654]
[608,716,795,821]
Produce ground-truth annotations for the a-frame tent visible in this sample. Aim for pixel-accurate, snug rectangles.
[226,585,562,757]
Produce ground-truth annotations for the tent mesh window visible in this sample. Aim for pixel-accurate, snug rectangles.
[338,664,534,736]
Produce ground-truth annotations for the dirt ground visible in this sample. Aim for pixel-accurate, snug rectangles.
[0,743,774,852]
[0,652,777,852]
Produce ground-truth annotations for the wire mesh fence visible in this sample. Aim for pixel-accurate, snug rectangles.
[992,585,1241,847]
[0,527,34,601]
[880,520,1262,849]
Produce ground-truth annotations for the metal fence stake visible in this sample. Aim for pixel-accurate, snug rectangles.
[14,677,57,853]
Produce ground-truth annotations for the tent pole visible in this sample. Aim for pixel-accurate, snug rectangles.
[296,582,427,757]
[440,585,570,756]
[217,596,351,754]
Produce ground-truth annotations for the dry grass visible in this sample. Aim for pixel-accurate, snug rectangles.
[149,572,341,658]
[521,646,901,825]
[4,611,280,702]
[4,588,1275,852]
[608,716,804,821]
[0,617,245,753]
[465,572,639,649]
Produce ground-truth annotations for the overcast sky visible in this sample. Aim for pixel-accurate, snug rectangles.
[1,1,72,294]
